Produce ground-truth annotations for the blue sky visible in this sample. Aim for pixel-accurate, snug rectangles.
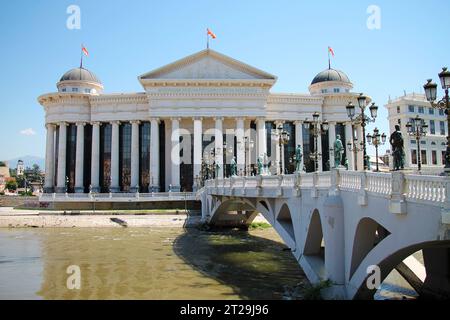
[0,0,449,161]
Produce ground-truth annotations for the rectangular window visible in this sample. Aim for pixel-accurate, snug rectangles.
[421,140,426,145]
[418,106,424,114]
[84,89,90,93]
[430,120,436,134]
[408,105,415,112]
[429,108,435,115]
[396,106,400,114]
[421,150,427,165]
[61,88,66,92]
[100,123,112,193]
[432,150,437,165]
[440,121,446,135]
[72,88,78,92]
[119,123,132,192]
[410,140,416,144]
[334,88,340,93]
[321,89,328,94]
[439,109,444,116]
[411,150,417,165]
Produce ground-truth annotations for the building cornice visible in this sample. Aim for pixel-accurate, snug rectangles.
[38,93,91,106]
[89,93,149,106]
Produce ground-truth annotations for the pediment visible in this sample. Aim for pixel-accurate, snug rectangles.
[139,49,277,81]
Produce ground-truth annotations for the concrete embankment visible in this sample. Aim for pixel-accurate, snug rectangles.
[0,214,202,228]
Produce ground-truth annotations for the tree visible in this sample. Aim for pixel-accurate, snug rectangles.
[0,161,6,167]
[5,179,17,192]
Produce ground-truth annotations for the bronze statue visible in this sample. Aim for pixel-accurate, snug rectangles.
[334,135,344,168]
[295,145,303,172]
[230,157,238,176]
[390,125,405,171]
[257,157,263,175]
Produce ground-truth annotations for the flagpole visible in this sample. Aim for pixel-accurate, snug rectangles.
[328,47,331,69]
[80,44,83,68]
[206,29,209,49]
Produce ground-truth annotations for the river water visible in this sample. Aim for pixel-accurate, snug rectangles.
[0,227,308,300]
[0,227,417,300]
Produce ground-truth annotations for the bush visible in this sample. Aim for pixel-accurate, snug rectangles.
[5,180,17,192]
[19,191,33,197]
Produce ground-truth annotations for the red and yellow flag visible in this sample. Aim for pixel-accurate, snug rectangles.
[328,46,335,57]
[82,45,89,57]
[207,28,217,39]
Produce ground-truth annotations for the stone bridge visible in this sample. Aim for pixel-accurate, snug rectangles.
[200,169,450,299]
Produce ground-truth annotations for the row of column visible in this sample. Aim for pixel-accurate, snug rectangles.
[44,118,363,193]
[45,119,160,193]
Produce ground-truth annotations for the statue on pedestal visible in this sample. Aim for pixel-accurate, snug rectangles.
[295,145,303,173]
[230,157,238,176]
[334,134,344,168]
[257,157,263,175]
[390,125,405,171]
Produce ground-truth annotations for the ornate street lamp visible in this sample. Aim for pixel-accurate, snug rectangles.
[406,115,428,172]
[221,142,234,177]
[346,93,378,171]
[304,112,329,172]
[271,124,290,174]
[424,67,450,174]
[366,127,387,172]
[347,137,363,171]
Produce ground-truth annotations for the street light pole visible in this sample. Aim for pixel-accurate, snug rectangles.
[406,115,428,172]
[366,127,386,172]
[423,67,450,175]
[304,112,328,172]
[346,93,379,171]
[271,125,290,175]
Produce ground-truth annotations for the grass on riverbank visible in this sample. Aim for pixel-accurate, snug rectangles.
[249,222,272,230]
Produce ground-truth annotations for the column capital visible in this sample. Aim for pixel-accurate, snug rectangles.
[76,122,86,127]
[149,117,160,123]
[45,123,56,130]
[192,117,203,121]
[214,117,224,122]
[274,120,285,126]
[256,117,266,123]
[110,120,121,126]
[130,120,141,125]
[91,121,102,126]
[235,117,245,122]
[58,121,68,127]
[170,117,182,122]
[293,120,304,125]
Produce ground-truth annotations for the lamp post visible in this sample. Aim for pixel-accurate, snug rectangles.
[242,137,255,176]
[304,112,329,172]
[347,138,363,171]
[271,124,291,175]
[220,142,234,177]
[423,67,450,175]
[366,127,387,172]
[406,115,428,172]
[346,93,378,171]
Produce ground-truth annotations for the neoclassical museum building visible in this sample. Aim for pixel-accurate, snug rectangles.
[39,49,369,194]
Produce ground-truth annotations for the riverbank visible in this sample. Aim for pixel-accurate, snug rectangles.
[0,207,269,228]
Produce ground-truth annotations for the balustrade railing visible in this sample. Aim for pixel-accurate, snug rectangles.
[366,172,392,195]
[404,175,446,203]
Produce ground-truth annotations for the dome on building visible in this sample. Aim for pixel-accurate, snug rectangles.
[59,67,101,84]
[311,68,351,85]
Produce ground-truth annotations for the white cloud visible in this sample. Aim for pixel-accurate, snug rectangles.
[20,128,36,136]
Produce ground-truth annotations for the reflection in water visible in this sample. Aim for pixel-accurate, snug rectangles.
[0,228,306,300]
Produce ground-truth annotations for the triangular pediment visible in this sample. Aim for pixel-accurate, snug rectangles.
[139,49,277,81]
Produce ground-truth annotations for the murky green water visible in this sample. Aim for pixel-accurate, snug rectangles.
[0,227,307,300]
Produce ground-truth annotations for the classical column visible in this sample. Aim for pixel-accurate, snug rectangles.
[328,122,336,170]
[74,122,85,193]
[294,121,304,172]
[193,117,203,190]
[317,131,323,172]
[170,118,181,192]
[91,122,101,192]
[150,118,160,192]
[356,125,364,171]
[274,121,284,175]
[345,122,355,171]
[256,118,267,160]
[56,122,67,193]
[110,121,120,192]
[214,117,224,179]
[236,118,245,175]
[44,123,55,193]
[130,121,140,192]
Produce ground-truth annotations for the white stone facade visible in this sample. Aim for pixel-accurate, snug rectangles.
[39,49,368,193]
[385,93,447,173]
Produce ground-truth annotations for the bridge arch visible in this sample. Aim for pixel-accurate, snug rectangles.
[275,203,297,248]
[351,239,450,299]
[349,217,391,279]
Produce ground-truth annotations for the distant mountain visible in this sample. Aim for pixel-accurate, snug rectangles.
[6,155,45,170]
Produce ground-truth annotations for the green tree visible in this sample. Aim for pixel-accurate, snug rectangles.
[5,179,17,192]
